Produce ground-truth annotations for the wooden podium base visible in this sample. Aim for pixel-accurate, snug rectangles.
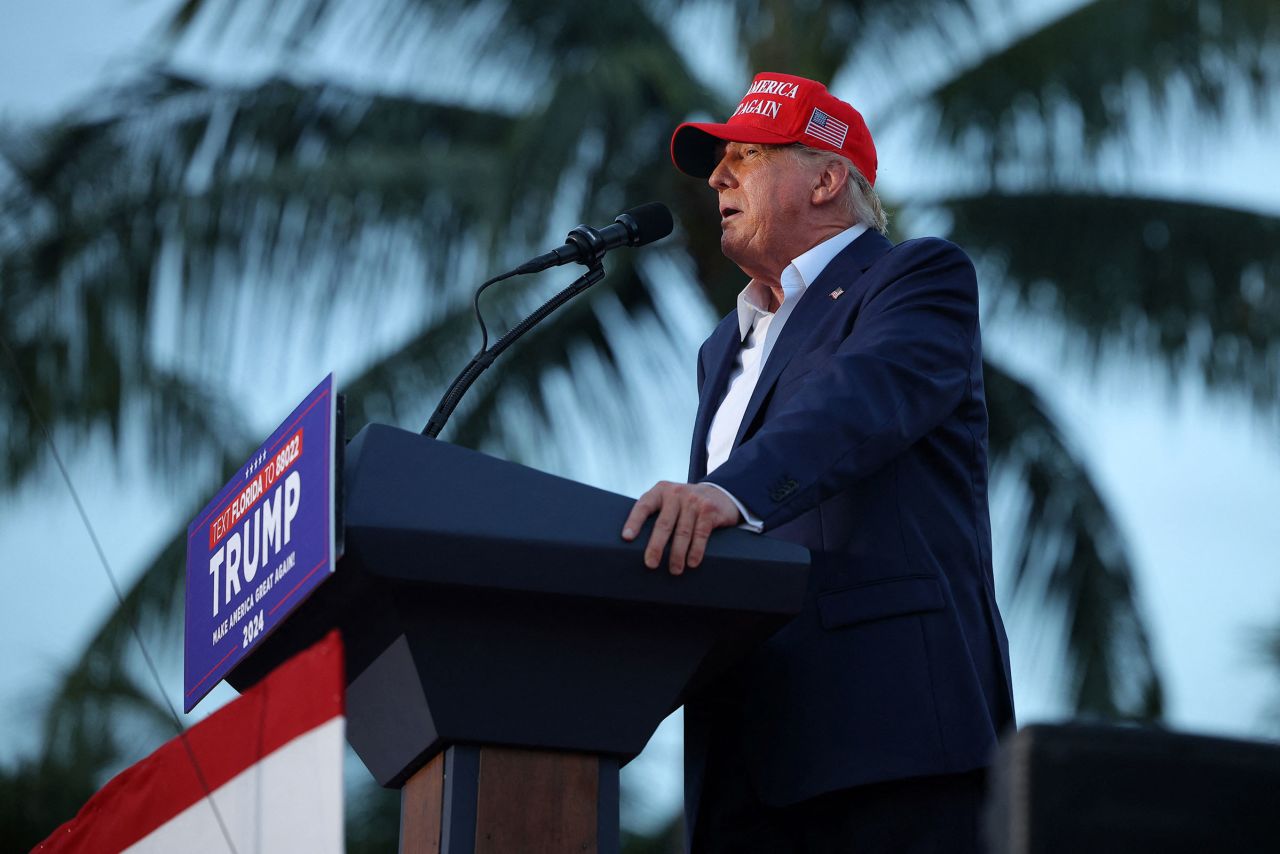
[400,746,620,853]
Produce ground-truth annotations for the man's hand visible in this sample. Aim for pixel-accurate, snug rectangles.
[621,482,743,575]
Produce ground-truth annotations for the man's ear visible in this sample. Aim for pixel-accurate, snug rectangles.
[812,160,851,207]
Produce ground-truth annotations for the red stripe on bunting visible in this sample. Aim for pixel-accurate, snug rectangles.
[36,630,344,853]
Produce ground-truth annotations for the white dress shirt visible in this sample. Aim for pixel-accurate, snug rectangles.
[704,223,868,529]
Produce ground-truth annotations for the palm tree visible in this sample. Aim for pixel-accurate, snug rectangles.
[3,0,1277,846]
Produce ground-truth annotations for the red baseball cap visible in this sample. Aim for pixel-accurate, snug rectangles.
[670,72,877,185]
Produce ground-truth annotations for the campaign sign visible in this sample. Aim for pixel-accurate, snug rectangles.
[184,374,337,712]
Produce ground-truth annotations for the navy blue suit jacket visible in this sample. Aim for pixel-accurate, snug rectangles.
[684,230,1015,815]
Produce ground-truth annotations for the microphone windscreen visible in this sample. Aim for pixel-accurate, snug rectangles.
[620,202,674,247]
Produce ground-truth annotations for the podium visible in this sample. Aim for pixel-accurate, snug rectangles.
[229,423,809,852]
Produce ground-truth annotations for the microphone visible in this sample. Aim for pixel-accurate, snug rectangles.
[513,202,674,274]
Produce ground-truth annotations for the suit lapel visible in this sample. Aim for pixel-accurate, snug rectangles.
[688,316,741,481]
[730,230,893,450]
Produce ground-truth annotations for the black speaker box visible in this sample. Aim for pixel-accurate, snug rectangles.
[986,723,1280,854]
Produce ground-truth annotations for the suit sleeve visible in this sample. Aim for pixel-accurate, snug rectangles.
[702,239,979,531]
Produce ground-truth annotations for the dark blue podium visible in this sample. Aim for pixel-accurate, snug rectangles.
[229,423,809,853]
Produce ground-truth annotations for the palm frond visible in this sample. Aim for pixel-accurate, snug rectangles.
[446,254,698,471]
[986,355,1163,718]
[940,192,1280,410]
[723,0,979,86]
[0,12,723,483]
[37,506,192,760]
[914,0,1280,170]
[0,329,247,491]
[0,71,522,492]
[1261,617,1280,733]
[0,747,121,852]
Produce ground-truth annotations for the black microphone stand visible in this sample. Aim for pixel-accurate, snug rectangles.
[422,259,606,439]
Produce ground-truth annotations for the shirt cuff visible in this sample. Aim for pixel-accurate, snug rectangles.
[703,482,764,533]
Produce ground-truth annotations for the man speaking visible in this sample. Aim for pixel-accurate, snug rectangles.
[621,73,1015,852]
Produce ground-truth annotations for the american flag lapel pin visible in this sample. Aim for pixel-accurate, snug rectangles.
[829,287,844,300]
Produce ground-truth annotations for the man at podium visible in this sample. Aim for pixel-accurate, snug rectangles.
[622,72,1015,852]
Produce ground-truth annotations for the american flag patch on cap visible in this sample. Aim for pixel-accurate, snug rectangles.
[804,107,849,149]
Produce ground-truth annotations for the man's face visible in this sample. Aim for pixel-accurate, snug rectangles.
[709,141,815,278]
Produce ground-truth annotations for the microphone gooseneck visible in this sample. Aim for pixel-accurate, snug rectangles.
[422,203,674,439]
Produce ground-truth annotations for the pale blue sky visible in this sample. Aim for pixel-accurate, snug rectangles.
[2,0,1278,830]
